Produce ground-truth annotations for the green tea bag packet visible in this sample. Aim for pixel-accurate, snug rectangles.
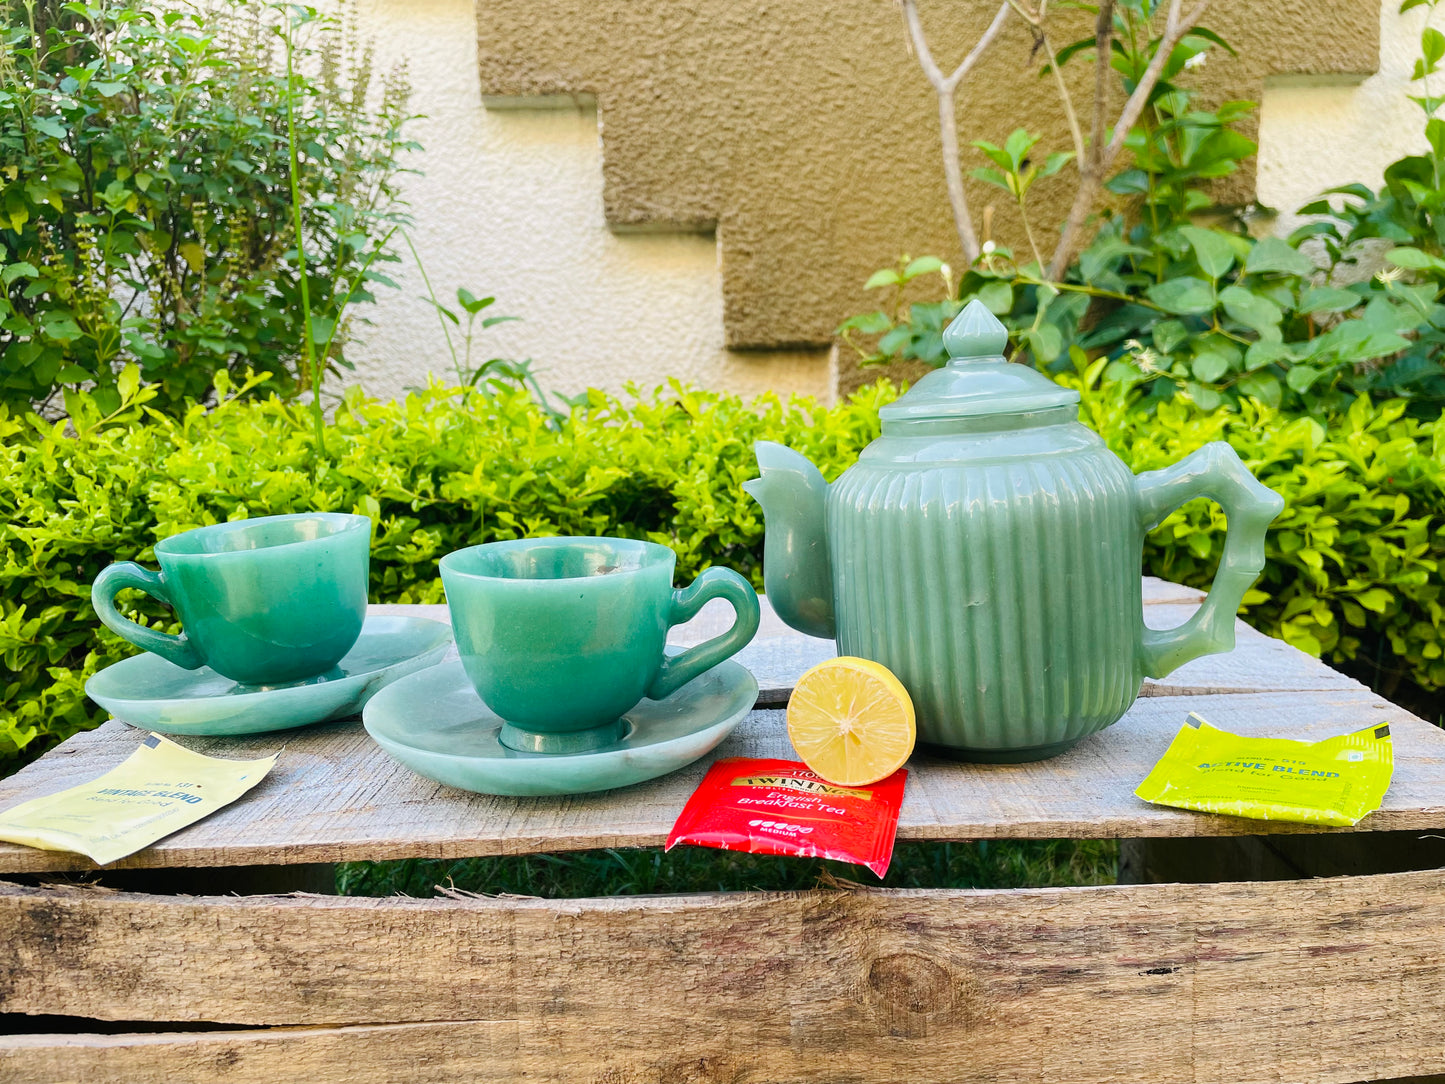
[0,734,277,865]
[1135,713,1394,826]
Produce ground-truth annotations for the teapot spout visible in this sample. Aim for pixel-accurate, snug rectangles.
[743,441,836,640]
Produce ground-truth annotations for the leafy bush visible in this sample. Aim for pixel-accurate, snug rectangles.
[1068,368,1445,702]
[0,0,413,414]
[3,373,1442,773]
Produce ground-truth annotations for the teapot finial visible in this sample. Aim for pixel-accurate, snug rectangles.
[942,299,1008,361]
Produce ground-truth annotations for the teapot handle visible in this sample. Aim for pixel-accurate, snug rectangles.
[1132,442,1284,679]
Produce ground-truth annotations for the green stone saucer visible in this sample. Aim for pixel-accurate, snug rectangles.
[362,658,758,796]
[85,616,453,736]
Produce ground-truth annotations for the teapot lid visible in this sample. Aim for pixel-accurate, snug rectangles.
[877,299,1079,422]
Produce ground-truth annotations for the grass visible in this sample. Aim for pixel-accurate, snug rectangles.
[335,838,1118,897]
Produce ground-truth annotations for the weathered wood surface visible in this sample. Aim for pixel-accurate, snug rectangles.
[0,577,1427,874]
[0,687,1437,874]
[4,869,1445,1083]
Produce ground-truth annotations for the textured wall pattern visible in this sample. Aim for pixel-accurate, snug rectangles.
[476,0,1379,352]
[342,0,833,405]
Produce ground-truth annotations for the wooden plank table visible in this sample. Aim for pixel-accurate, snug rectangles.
[2,577,1443,1084]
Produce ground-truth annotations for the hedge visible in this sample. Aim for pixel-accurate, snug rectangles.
[2,373,1441,772]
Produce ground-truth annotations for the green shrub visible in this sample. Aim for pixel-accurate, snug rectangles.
[3,374,1441,773]
[0,0,413,413]
[1069,370,1445,701]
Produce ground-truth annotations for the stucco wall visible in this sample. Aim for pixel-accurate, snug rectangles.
[1256,0,1432,232]
[344,0,1420,405]
[343,0,832,405]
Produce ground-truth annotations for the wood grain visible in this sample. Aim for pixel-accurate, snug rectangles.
[0,688,1438,874]
[3,869,1445,1083]
[0,581,1421,874]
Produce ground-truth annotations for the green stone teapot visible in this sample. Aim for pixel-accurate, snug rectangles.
[745,301,1284,762]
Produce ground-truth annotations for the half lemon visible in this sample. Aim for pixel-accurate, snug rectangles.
[786,656,916,786]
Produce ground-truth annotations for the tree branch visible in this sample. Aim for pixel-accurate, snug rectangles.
[1046,0,1212,279]
[944,1,1011,92]
[1088,0,1115,178]
[899,0,1011,264]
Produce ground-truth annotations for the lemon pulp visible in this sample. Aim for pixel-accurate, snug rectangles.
[786,656,916,786]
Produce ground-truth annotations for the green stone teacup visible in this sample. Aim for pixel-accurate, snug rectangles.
[92,513,371,686]
[439,537,760,754]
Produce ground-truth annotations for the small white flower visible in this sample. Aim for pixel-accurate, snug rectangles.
[1125,340,1161,372]
[1183,52,1207,70]
[1375,266,1405,285]
[981,240,997,255]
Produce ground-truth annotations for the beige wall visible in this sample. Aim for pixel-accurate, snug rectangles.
[343,0,832,405]
[1257,0,1432,232]
[345,0,1418,405]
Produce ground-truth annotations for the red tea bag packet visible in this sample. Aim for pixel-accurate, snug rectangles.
[665,757,908,877]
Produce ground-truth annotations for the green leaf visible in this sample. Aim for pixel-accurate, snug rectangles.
[457,289,495,314]
[39,314,82,343]
[1220,285,1283,336]
[1355,588,1394,614]
[1003,128,1040,170]
[2,262,38,285]
[116,363,140,402]
[1191,350,1232,383]
[55,364,90,383]
[178,243,205,273]
[1300,286,1362,314]
[1427,118,1445,158]
[1424,27,1445,70]
[1185,382,1224,411]
[1244,237,1316,277]
[1387,247,1445,272]
[1245,340,1294,371]
[1152,319,1189,354]
[1187,28,1239,56]
[1079,235,1148,282]
[970,167,1012,192]
[1179,226,1237,279]
[1236,370,1282,407]
[863,268,901,290]
[1023,323,1063,363]
[1039,151,1074,178]
[836,311,892,335]
[307,315,337,346]
[970,139,1013,171]
[975,280,1013,315]
[1147,276,1216,314]
[902,256,944,281]
[32,116,67,140]
[1286,364,1323,393]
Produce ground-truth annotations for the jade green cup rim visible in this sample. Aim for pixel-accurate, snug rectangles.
[154,512,371,559]
[439,536,673,583]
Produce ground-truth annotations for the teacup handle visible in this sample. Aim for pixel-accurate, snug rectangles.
[92,561,205,671]
[1133,441,1284,679]
[648,567,761,700]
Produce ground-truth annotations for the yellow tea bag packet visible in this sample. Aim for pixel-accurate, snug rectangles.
[1135,714,1393,826]
[0,734,277,865]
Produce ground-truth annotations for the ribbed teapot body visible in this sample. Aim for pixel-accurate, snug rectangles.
[827,416,1144,760]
